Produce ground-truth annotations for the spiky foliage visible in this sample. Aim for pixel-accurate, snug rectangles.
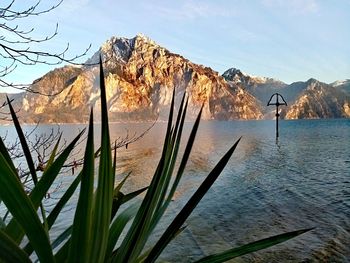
[0,60,311,263]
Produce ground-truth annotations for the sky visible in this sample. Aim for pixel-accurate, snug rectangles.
[2,0,350,93]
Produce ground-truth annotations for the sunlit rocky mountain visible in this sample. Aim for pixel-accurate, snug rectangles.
[222,68,350,119]
[282,79,350,119]
[1,34,349,123]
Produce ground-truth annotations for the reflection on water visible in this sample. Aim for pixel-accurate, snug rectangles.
[0,119,349,262]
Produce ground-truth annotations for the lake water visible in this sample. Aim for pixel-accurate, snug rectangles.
[1,119,349,262]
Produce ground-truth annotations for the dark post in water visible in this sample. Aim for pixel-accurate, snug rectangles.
[267,93,287,138]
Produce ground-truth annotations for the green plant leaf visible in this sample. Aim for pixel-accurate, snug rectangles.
[136,225,188,263]
[0,152,54,262]
[0,134,17,176]
[30,129,84,207]
[5,129,84,244]
[120,187,148,204]
[194,228,313,263]
[0,229,31,263]
[6,96,38,184]
[145,138,241,262]
[45,133,62,171]
[7,96,49,236]
[23,171,82,256]
[90,57,114,262]
[0,218,5,229]
[152,94,188,220]
[114,171,132,196]
[52,226,73,250]
[68,109,95,263]
[112,141,117,183]
[151,98,195,230]
[107,202,140,256]
[114,89,178,263]
[47,171,82,230]
[54,239,70,262]
[111,186,148,221]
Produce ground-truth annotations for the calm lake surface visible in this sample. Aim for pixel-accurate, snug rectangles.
[1,119,349,262]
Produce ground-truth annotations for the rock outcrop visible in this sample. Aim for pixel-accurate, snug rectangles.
[11,35,263,123]
[283,79,350,119]
[223,68,350,119]
[222,68,287,105]
[1,35,349,122]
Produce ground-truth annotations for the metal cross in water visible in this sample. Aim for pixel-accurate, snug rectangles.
[267,93,287,138]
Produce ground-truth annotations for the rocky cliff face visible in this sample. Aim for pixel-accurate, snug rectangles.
[222,68,287,104]
[283,79,350,119]
[13,35,263,123]
[331,79,350,94]
[222,68,287,117]
[2,35,349,122]
[223,68,350,119]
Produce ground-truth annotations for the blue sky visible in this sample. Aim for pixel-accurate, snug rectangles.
[2,0,350,92]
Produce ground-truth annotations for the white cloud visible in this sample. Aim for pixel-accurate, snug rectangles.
[262,0,319,14]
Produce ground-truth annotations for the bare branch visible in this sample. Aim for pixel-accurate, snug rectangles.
[0,0,94,93]
[0,0,63,21]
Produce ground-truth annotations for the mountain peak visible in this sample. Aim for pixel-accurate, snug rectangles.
[134,33,158,46]
[222,68,247,83]
[306,78,319,84]
[222,67,284,87]
[304,78,326,91]
[331,79,350,87]
[8,34,348,123]
[86,36,134,64]
[86,34,164,65]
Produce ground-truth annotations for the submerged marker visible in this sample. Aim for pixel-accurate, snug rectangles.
[267,93,287,138]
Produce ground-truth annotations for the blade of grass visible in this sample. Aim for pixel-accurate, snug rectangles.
[194,228,313,263]
[0,230,31,263]
[68,110,95,263]
[0,152,54,262]
[90,58,114,262]
[145,138,241,262]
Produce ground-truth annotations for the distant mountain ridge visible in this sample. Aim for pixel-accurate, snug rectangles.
[222,68,350,119]
[1,34,349,123]
[283,79,350,119]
